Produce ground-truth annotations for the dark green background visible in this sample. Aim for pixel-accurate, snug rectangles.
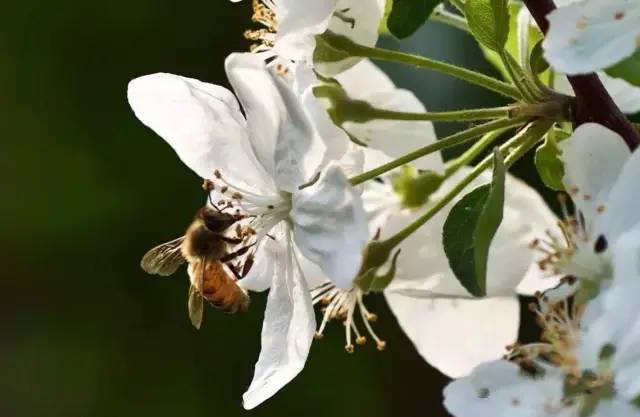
[0,1,588,416]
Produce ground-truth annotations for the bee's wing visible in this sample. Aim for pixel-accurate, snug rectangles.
[188,284,203,330]
[140,236,186,276]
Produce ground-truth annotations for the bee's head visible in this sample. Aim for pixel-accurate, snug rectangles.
[198,206,238,233]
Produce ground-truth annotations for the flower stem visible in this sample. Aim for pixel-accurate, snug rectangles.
[349,116,528,186]
[321,32,521,100]
[520,0,640,150]
[384,121,551,249]
[445,128,509,175]
[362,106,512,122]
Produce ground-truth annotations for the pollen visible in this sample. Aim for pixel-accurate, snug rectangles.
[576,16,589,30]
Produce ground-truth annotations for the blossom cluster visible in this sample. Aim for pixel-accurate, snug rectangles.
[127,0,640,413]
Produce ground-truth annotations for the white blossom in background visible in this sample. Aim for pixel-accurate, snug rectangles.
[544,0,640,74]
[127,52,368,409]
[374,167,559,378]
[444,229,640,417]
[239,0,384,74]
[536,123,640,281]
[514,4,640,115]
[576,229,640,404]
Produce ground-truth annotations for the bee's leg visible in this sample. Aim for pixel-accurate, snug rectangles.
[220,236,243,245]
[220,243,256,263]
[226,262,243,280]
[241,254,255,277]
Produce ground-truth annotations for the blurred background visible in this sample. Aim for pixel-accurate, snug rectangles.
[3,2,636,417]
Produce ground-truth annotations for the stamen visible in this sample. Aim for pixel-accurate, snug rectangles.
[311,283,386,353]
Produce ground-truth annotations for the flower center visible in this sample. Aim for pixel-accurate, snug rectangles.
[530,194,609,279]
[204,170,290,276]
[311,282,386,353]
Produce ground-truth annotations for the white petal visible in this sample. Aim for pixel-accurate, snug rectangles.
[598,137,640,243]
[598,72,640,115]
[291,163,368,289]
[384,294,519,377]
[294,63,350,164]
[127,73,267,183]
[238,238,280,293]
[559,123,630,222]
[544,0,640,74]
[274,0,337,62]
[242,233,315,410]
[272,73,327,191]
[331,0,382,48]
[501,175,561,295]
[336,59,397,99]
[338,60,444,172]
[444,360,567,417]
[225,53,324,191]
[296,249,333,290]
[316,0,384,75]
[591,399,640,417]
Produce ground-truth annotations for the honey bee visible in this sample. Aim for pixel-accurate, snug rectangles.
[141,206,253,329]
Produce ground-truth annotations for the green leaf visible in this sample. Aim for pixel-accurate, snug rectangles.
[465,0,510,52]
[387,0,444,39]
[535,132,565,191]
[443,149,505,297]
[529,40,549,75]
[606,50,640,87]
[480,4,544,80]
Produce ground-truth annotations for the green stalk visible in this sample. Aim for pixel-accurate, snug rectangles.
[384,122,550,249]
[432,8,470,32]
[501,51,546,103]
[349,116,528,186]
[322,33,521,100]
[445,128,509,175]
[361,106,512,123]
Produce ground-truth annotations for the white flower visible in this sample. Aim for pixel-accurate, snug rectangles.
[242,0,384,73]
[377,167,559,378]
[541,123,640,280]
[445,234,640,417]
[127,52,368,409]
[544,0,640,74]
[444,358,640,417]
[575,228,640,402]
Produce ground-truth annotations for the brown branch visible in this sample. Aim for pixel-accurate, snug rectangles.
[521,0,640,150]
